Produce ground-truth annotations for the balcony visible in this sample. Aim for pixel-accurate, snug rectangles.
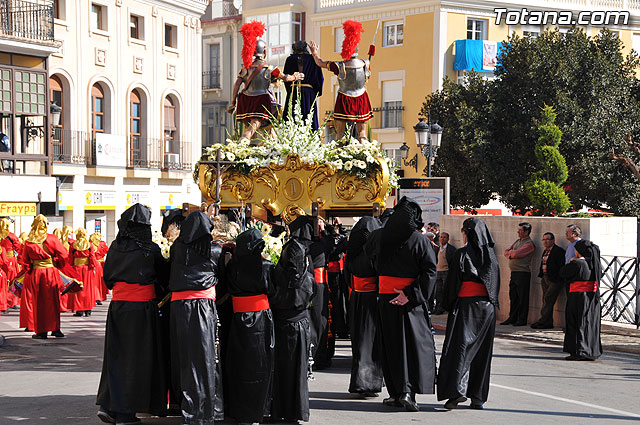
[208,0,240,19]
[202,71,221,90]
[0,0,59,53]
[371,104,404,130]
[52,130,193,171]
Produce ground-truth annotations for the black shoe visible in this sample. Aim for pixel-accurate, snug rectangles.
[532,322,553,329]
[470,399,484,410]
[97,407,116,424]
[513,321,527,326]
[51,330,65,338]
[444,396,467,410]
[565,355,581,361]
[84,311,91,317]
[32,333,47,339]
[362,391,379,398]
[73,311,83,317]
[96,300,103,305]
[399,393,419,412]
[382,396,403,407]
[500,319,514,325]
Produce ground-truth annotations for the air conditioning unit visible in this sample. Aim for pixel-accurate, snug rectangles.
[164,153,180,169]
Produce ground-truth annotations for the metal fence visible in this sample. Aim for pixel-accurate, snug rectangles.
[0,0,55,42]
[600,255,640,328]
[52,130,192,171]
[371,105,404,129]
[202,71,221,90]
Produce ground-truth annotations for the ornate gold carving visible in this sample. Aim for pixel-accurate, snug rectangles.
[336,174,358,201]
[284,177,304,201]
[252,167,279,203]
[308,163,336,199]
[282,204,306,224]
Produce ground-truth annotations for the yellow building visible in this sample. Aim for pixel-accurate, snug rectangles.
[310,0,640,180]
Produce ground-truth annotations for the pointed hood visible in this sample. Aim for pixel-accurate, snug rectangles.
[288,215,314,241]
[460,217,500,304]
[347,216,380,259]
[380,196,423,260]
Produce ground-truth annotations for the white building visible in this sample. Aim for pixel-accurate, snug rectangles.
[46,0,209,241]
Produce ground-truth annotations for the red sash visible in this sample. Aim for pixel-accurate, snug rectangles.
[111,282,156,302]
[458,281,489,297]
[378,276,414,294]
[327,258,344,273]
[569,280,597,293]
[314,267,325,284]
[172,286,217,301]
[352,276,377,292]
[232,294,270,313]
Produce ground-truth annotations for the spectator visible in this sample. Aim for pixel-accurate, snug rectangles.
[431,232,457,315]
[501,222,535,326]
[565,224,582,264]
[531,232,566,329]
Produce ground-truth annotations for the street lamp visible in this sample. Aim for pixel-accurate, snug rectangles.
[413,113,443,177]
[399,141,410,159]
[50,102,62,126]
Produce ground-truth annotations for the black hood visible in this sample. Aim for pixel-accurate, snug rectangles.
[161,208,185,235]
[381,197,424,260]
[348,216,381,259]
[289,215,314,241]
[115,204,154,251]
[575,239,602,284]
[178,212,213,245]
[460,217,500,304]
[117,203,151,230]
[379,208,394,225]
[233,228,266,288]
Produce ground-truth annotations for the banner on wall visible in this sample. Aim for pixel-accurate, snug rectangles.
[95,133,127,167]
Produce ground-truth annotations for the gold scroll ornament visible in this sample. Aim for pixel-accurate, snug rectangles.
[198,153,390,223]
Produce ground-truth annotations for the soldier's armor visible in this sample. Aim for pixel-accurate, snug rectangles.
[241,63,275,96]
[336,57,370,97]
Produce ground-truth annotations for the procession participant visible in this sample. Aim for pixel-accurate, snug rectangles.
[162,208,185,243]
[309,20,374,141]
[90,232,109,304]
[22,215,79,339]
[364,196,437,412]
[344,216,383,397]
[326,218,349,340]
[560,239,602,361]
[283,40,324,130]
[58,225,75,312]
[437,218,500,410]
[168,211,223,425]
[1,217,21,308]
[0,247,7,313]
[228,21,305,140]
[226,228,274,424]
[69,228,98,317]
[96,203,170,425]
[270,215,315,423]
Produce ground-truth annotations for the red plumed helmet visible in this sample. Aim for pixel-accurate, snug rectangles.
[341,20,364,61]
[240,21,266,69]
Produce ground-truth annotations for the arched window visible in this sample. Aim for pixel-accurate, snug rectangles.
[91,83,104,138]
[163,96,179,169]
[130,89,142,166]
[50,75,63,161]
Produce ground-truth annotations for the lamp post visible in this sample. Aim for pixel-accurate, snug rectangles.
[50,102,62,127]
[413,112,443,177]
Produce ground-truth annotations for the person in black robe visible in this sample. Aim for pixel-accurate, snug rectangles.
[168,211,223,425]
[344,216,383,397]
[283,40,324,130]
[364,196,437,412]
[560,239,602,361]
[225,228,275,424]
[161,208,185,238]
[96,204,170,425]
[326,219,349,340]
[437,218,500,410]
[270,216,315,423]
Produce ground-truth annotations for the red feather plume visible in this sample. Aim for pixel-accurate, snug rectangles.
[341,20,364,61]
[240,21,266,69]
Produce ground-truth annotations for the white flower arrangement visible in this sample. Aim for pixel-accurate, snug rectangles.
[246,220,286,264]
[152,230,172,260]
[196,95,400,191]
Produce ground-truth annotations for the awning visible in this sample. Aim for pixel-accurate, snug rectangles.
[453,39,506,73]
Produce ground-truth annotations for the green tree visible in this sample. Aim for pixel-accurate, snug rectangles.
[525,105,571,215]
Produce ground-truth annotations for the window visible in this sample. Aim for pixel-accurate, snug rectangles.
[467,18,486,40]
[130,15,144,40]
[130,90,142,166]
[164,24,177,48]
[381,80,403,128]
[335,27,344,53]
[50,75,63,161]
[54,0,65,20]
[522,24,541,38]
[204,105,226,146]
[293,12,303,43]
[91,4,106,31]
[91,84,105,138]
[164,96,178,155]
[203,44,220,89]
[385,148,402,169]
[457,70,497,86]
[384,21,404,47]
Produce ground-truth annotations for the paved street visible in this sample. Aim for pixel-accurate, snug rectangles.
[1,304,639,425]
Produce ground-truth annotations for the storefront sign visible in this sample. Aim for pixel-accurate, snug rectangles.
[163,192,179,209]
[0,202,36,216]
[95,133,126,167]
[85,191,116,210]
[125,192,151,207]
[57,190,73,211]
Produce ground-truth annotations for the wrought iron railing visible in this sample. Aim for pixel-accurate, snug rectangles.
[52,130,192,171]
[600,255,640,328]
[0,0,55,42]
[202,71,221,90]
[372,105,404,129]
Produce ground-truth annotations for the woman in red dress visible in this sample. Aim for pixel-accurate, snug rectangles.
[90,232,109,303]
[1,217,21,308]
[23,215,79,339]
[69,228,98,317]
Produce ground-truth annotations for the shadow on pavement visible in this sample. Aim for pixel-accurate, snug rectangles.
[482,407,640,421]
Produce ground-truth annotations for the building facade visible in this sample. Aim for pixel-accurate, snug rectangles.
[46,0,208,242]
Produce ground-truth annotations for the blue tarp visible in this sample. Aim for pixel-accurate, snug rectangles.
[453,39,506,72]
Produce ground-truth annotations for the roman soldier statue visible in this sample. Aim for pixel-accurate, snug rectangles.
[228,21,304,140]
[309,20,374,142]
